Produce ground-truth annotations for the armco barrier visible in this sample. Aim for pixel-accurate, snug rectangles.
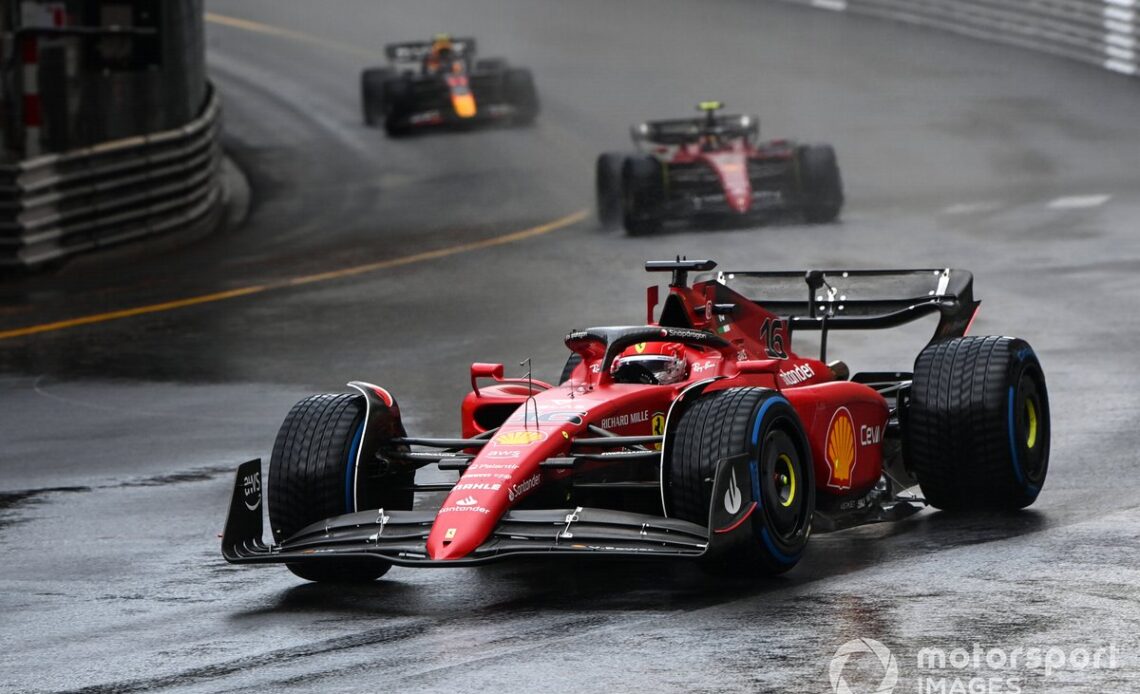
[780,0,1137,77]
[0,85,220,269]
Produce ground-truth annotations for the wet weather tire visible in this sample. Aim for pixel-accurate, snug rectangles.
[669,388,815,575]
[558,353,582,385]
[383,78,415,137]
[475,57,508,73]
[798,144,843,223]
[504,68,539,125]
[269,393,392,582]
[622,155,665,236]
[905,336,1050,510]
[596,153,625,229]
[361,68,393,127]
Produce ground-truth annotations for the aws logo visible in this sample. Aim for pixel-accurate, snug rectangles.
[494,430,547,446]
[825,407,857,490]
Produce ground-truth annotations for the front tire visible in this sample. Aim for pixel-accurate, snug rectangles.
[670,388,815,576]
[905,336,1050,510]
[268,393,409,582]
[596,153,625,229]
[797,144,843,223]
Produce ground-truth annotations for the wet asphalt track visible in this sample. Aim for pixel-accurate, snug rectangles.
[2,1,1140,692]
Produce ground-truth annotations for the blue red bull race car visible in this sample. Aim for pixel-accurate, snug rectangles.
[222,259,1049,583]
[360,34,539,136]
[597,102,843,234]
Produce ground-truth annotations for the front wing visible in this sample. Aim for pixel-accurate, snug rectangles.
[391,101,520,131]
[222,460,711,568]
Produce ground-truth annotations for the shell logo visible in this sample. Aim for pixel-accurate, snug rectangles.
[825,407,857,489]
[494,430,548,446]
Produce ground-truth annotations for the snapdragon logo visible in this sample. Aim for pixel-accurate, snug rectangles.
[829,638,899,694]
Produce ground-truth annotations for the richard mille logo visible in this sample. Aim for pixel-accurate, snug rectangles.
[724,468,742,514]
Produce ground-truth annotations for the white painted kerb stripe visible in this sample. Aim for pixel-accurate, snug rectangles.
[1047,195,1111,209]
[811,0,847,11]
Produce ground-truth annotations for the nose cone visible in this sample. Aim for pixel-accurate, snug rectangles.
[727,187,752,213]
[452,93,477,118]
[706,154,752,213]
[427,492,498,560]
[426,427,561,560]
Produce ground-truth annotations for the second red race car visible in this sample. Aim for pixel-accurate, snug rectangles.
[222,259,1049,583]
[597,102,844,234]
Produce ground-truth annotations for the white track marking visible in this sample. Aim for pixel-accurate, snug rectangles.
[941,201,1003,215]
[1047,195,1112,210]
[811,0,847,11]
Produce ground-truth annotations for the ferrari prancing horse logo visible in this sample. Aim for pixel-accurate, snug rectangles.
[825,407,857,490]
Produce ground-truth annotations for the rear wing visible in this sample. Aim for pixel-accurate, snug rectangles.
[385,37,477,62]
[703,268,980,343]
[631,114,758,146]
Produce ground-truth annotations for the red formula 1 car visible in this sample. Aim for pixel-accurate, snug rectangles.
[222,259,1049,582]
[597,102,843,234]
[360,34,539,136]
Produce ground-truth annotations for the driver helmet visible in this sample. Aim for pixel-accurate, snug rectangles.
[699,132,722,151]
[426,34,454,71]
[611,342,688,385]
[430,34,454,56]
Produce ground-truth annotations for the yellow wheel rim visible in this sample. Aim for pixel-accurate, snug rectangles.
[777,453,797,508]
[1025,398,1038,449]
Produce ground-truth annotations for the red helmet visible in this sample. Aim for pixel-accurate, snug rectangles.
[611,342,688,385]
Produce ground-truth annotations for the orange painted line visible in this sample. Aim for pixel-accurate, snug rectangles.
[204,13,381,60]
[0,209,588,341]
[0,286,268,340]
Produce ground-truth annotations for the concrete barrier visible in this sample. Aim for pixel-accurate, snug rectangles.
[0,86,220,269]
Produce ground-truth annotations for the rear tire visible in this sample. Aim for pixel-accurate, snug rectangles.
[669,388,814,576]
[268,393,410,582]
[558,353,582,385]
[622,155,665,236]
[596,153,626,230]
[383,78,414,137]
[905,336,1050,510]
[361,68,393,127]
[504,68,539,125]
[475,57,508,73]
[797,144,843,223]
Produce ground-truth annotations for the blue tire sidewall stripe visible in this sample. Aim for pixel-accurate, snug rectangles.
[345,420,365,513]
[1007,380,1041,497]
[749,395,801,565]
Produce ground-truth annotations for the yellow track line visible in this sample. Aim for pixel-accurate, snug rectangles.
[0,210,588,341]
[204,12,382,60]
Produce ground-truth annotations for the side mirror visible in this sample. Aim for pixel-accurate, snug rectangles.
[470,362,504,396]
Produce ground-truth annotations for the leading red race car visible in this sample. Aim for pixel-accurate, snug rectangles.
[222,259,1049,582]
